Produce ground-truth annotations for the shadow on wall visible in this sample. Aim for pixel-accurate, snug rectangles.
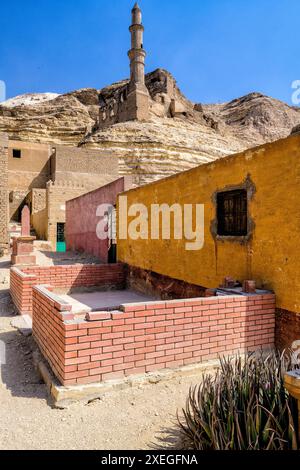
[9,160,51,222]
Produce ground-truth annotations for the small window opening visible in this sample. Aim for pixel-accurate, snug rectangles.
[13,149,21,159]
[217,189,248,236]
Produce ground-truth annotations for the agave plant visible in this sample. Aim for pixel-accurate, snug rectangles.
[178,352,299,450]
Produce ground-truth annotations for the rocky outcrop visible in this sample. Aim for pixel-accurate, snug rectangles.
[202,92,300,147]
[0,69,299,185]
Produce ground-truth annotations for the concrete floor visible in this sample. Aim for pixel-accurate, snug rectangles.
[59,290,156,313]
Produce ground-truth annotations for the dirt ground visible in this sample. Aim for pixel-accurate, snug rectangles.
[0,253,207,450]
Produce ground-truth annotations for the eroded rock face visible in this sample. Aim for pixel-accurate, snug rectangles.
[82,118,244,186]
[291,124,300,135]
[0,69,299,185]
[202,92,300,146]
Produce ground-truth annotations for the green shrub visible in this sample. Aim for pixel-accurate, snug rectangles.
[178,352,299,450]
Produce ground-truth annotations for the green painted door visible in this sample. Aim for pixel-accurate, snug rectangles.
[57,241,66,252]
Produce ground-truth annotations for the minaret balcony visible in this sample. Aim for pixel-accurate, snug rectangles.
[128,49,147,60]
[129,24,144,33]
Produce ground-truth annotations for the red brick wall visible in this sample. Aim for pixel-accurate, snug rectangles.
[10,264,126,316]
[275,308,300,351]
[10,268,37,315]
[32,288,276,386]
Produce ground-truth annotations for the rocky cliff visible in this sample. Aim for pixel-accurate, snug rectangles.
[0,69,299,185]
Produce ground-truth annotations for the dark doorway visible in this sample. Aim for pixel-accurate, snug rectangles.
[108,207,117,264]
[57,223,66,252]
[108,244,117,264]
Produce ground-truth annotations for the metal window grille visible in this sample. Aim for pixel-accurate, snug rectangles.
[217,189,248,236]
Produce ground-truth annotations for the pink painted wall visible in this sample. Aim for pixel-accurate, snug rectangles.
[66,177,132,263]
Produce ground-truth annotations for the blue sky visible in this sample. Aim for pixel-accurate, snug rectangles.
[0,0,299,104]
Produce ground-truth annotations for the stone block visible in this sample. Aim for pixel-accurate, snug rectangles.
[11,236,36,265]
[243,280,256,294]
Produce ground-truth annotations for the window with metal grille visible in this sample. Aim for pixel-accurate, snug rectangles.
[13,149,21,159]
[217,189,248,236]
[57,223,65,243]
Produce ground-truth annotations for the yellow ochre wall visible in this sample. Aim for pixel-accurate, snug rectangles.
[117,134,300,313]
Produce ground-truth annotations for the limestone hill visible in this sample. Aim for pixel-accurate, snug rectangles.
[1,69,299,185]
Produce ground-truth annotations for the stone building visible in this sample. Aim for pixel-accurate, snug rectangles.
[97,3,190,129]
[99,3,149,127]
[1,138,119,252]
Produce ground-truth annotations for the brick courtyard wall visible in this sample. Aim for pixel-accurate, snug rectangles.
[10,264,126,316]
[32,289,275,386]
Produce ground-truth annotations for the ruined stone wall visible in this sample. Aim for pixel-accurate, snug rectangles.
[46,146,119,249]
[0,133,9,253]
[52,146,118,186]
[8,140,51,220]
[26,189,47,240]
[98,70,189,129]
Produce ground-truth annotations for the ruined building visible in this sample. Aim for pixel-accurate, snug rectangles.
[0,139,118,252]
[98,3,193,128]
[99,3,150,126]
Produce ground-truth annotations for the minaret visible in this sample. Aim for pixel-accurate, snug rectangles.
[126,3,149,121]
[128,3,146,88]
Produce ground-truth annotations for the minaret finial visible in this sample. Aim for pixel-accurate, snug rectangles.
[131,2,142,25]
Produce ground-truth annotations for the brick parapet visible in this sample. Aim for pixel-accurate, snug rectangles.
[10,263,126,316]
[32,288,276,386]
